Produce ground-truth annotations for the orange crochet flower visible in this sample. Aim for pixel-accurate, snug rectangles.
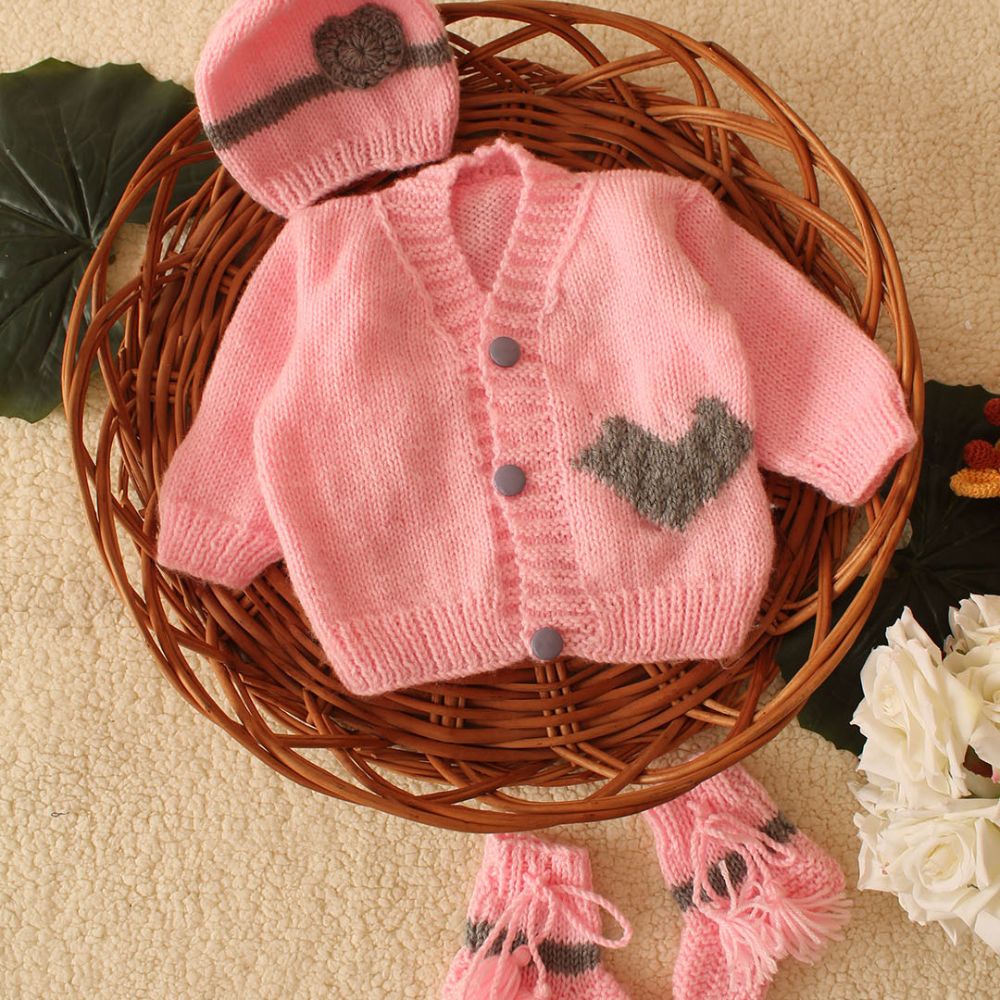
[950,467,1000,499]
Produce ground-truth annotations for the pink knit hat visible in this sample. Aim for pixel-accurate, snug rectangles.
[195,0,459,217]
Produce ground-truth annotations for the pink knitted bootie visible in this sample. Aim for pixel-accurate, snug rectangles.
[643,764,850,1000]
[442,833,632,1000]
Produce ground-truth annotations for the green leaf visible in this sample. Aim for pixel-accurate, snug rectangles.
[0,59,218,422]
[777,380,1000,754]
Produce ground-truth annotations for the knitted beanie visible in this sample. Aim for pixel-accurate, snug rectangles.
[195,0,459,216]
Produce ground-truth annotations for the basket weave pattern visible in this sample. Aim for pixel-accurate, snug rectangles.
[62,1,922,832]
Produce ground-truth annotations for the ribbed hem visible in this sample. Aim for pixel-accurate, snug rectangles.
[304,574,768,695]
[241,111,457,217]
[592,577,768,663]
[317,592,525,696]
[810,383,918,507]
[155,500,277,589]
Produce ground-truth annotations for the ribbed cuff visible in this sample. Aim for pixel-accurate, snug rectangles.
[466,835,607,957]
[155,499,277,590]
[685,763,778,828]
[643,799,697,885]
[810,384,918,507]
[481,834,593,899]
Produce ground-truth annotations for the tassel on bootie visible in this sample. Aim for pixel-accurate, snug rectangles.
[643,764,851,999]
[441,833,632,1000]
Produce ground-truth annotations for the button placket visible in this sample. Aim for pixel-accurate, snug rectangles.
[470,179,591,665]
[489,336,524,496]
[378,151,594,664]
[485,332,564,661]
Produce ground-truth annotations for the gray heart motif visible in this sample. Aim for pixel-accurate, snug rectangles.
[572,396,753,531]
[313,4,405,90]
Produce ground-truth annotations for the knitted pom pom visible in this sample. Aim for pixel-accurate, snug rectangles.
[756,887,852,964]
[644,764,852,1000]
[461,947,534,1000]
[985,398,1000,426]
[707,902,782,994]
[962,439,1000,470]
[690,842,852,995]
[442,833,632,1000]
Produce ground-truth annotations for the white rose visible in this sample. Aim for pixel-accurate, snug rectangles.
[852,608,983,807]
[943,643,1000,778]
[854,796,1000,953]
[855,807,969,947]
[946,594,1000,654]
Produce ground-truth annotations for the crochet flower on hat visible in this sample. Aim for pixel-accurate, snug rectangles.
[313,3,406,89]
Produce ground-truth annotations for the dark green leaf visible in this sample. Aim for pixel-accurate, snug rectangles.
[0,59,218,422]
[777,380,1000,754]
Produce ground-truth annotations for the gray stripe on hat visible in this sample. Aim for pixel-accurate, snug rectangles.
[203,37,453,150]
[464,919,602,977]
[400,35,454,70]
[669,812,800,911]
[204,73,333,150]
[572,397,753,531]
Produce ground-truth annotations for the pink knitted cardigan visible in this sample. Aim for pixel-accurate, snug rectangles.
[156,136,917,695]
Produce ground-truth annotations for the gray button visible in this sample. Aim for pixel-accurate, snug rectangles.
[530,627,564,660]
[489,336,521,368]
[493,464,526,496]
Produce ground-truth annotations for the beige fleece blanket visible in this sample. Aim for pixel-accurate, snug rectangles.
[1,1,998,997]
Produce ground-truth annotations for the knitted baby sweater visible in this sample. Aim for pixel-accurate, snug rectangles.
[156,136,917,695]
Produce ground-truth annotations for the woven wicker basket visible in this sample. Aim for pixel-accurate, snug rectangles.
[62,0,922,832]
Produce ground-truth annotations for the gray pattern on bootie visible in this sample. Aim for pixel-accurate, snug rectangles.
[464,919,602,975]
[668,811,800,911]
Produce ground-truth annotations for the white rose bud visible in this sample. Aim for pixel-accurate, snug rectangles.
[946,594,1000,654]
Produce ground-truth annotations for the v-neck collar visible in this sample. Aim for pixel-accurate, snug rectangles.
[377,137,589,345]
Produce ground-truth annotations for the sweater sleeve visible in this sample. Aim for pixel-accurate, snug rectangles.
[674,182,917,507]
[155,223,296,588]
